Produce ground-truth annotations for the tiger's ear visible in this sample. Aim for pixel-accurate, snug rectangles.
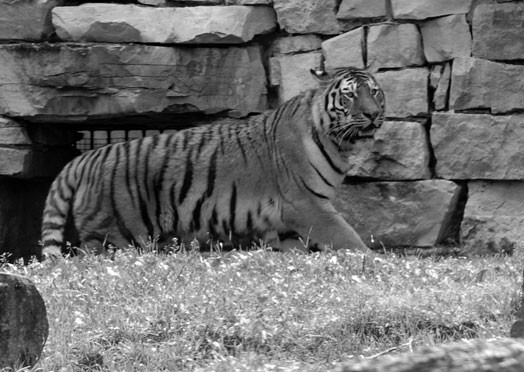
[310,68,331,82]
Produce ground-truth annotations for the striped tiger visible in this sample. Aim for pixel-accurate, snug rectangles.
[40,67,385,258]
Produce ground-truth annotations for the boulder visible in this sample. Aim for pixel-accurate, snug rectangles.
[461,181,524,255]
[346,121,431,180]
[322,28,364,70]
[335,338,524,372]
[0,0,61,41]
[336,0,387,19]
[0,273,48,369]
[271,35,322,55]
[430,63,451,111]
[367,23,425,69]
[53,4,277,44]
[375,68,429,118]
[391,0,473,20]
[420,14,471,63]
[431,112,524,180]
[273,0,340,35]
[335,180,462,248]
[272,52,322,103]
[472,2,524,61]
[449,56,524,114]
[0,43,267,121]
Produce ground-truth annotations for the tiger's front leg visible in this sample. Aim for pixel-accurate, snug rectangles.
[282,200,369,252]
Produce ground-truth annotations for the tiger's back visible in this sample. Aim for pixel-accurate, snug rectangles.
[41,67,385,257]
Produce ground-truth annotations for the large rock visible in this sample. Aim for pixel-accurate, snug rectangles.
[0,0,61,41]
[367,23,425,69]
[431,112,524,180]
[335,338,524,372]
[391,0,473,20]
[375,68,429,118]
[273,0,340,35]
[346,121,431,180]
[449,56,524,114]
[53,4,277,44]
[271,52,322,103]
[0,43,267,121]
[336,180,462,248]
[336,0,387,19]
[0,273,48,369]
[472,2,524,61]
[322,28,364,70]
[271,35,322,55]
[461,181,524,255]
[420,14,471,63]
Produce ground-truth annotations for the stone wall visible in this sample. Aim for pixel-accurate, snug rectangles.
[0,0,520,258]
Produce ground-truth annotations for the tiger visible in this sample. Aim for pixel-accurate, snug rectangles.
[40,66,385,258]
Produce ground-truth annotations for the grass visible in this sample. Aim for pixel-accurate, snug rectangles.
[2,246,523,372]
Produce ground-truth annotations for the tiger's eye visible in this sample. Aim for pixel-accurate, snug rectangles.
[345,92,355,98]
[370,88,378,95]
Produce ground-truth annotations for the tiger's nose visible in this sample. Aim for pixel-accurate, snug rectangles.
[363,111,379,122]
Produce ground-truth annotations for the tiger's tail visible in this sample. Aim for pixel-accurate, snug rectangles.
[40,161,77,259]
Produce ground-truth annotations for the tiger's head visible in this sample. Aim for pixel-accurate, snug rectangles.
[311,67,385,150]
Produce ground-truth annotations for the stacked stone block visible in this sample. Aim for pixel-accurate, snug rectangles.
[0,0,521,258]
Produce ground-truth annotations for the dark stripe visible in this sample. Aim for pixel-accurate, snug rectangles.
[234,133,248,165]
[300,177,329,200]
[143,138,154,202]
[178,149,193,204]
[134,140,155,239]
[309,161,335,188]
[246,210,253,231]
[229,183,237,235]
[43,239,62,248]
[208,206,218,237]
[191,197,204,231]
[123,141,138,210]
[205,148,218,197]
[311,128,344,175]
[109,144,137,245]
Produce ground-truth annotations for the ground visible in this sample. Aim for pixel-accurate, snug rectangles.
[2,245,522,372]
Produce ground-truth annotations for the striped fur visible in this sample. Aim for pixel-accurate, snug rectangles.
[40,67,385,257]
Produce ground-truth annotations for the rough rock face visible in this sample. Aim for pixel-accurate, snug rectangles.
[430,63,451,111]
[367,23,425,68]
[271,52,322,102]
[336,0,387,19]
[0,118,77,178]
[0,0,61,41]
[420,14,471,63]
[431,112,524,180]
[335,180,461,248]
[346,121,431,180]
[449,57,524,114]
[335,338,524,372]
[272,0,340,35]
[472,2,524,61]
[0,273,49,370]
[322,28,364,69]
[375,68,429,117]
[0,43,267,121]
[53,4,277,44]
[391,0,473,20]
[461,181,524,255]
[271,35,321,55]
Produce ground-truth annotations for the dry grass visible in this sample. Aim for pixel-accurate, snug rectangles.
[3,246,523,372]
